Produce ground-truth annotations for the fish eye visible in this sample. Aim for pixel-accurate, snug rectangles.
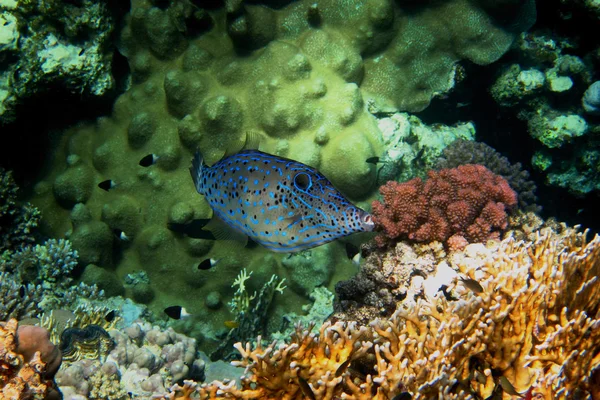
[294,173,311,190]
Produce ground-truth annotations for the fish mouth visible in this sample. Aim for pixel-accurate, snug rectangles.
[362,213,375,232]
[347,207,375,232]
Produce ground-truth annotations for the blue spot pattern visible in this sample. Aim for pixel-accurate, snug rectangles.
[190,150,374,253]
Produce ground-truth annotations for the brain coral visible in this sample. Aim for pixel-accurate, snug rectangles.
[28,0,534,352]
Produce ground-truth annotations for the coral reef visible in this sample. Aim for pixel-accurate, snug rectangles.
[435,139,539,212]
[0,238,104,320]
[1,319,62,399]
[0,168,40,252]
[489,27,600,196]
[371,165,518,249]
[161,226,600,399]
[582,80,600,115]
[0,0,115,123]
[55,320,203,398]
[24,0,537,348]
[375,113,475,184]
[210,269,286,361]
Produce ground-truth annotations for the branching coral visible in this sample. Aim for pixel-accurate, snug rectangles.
[0,238,103,318]
[372,165,518,249]
[0,168,40,252]
[159,227,600,399]
[211,269,286,361]
[435,140,539,212]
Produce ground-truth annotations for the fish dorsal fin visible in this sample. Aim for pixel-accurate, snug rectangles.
[222,130,262,158]
[190,151,204,194]
[203,215,248,249]
[243,129,262,150]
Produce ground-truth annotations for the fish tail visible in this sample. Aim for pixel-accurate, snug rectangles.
[190,151,204,194]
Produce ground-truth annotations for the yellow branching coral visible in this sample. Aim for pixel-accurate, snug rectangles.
[161,228,600,399]
[369,228,600,399]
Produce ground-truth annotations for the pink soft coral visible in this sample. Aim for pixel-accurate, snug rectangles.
[372,164,517,248]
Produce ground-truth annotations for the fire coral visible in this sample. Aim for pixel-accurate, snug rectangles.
[372,164,518,248]
[160,227,600,399]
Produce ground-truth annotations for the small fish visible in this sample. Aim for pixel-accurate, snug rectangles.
[365,156,381,164]
[460,277,484,294]
[104,310,116,323]
[190,150,374,253]
[224,320,239,329]
[98,179,116,191]
[297,377,316,400]
[335,358,352,377]
[139,154,159,167]
[164,306,191,320]
[473,369,487,384]
[498,376,525,398]
[167,219,214,240]
[112,229,130,241]
[345,243,362,266]
[19,285,26,298]
[391,393,412,400]
[198,258,219,270]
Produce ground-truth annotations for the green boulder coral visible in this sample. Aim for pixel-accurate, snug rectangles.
[27,0,536,353]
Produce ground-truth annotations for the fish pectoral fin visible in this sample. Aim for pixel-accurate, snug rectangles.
[284,214,303,229]
[203,216,248,248]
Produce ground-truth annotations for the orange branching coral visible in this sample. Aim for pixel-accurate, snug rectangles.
[369,228,600,399]
[161,228,600,400]
[0,319,56,399]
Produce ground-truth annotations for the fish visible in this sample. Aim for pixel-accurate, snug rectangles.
[139,154,159,167]
[335,358,352,377]
[498,376,525,398]
[344,242,362,265]
[113,229,130,241]
[104,310,116,323]
[190,149,375,253]
[391,393,412,400]
[164,306,191,320]
[297,377,316,400]
[98,179,116,191]
[365,156,381,164]
[19,285,25,298]
[198,258,219,270]
[460,277,484,294]
[167,219,215,240]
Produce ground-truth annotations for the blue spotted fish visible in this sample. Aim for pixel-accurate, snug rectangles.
[190,150,374,253]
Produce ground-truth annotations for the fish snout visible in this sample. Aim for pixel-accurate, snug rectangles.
[361,212,375,232]
[348,207,375,232]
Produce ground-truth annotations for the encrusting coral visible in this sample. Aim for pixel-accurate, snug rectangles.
[158,226,600,399]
